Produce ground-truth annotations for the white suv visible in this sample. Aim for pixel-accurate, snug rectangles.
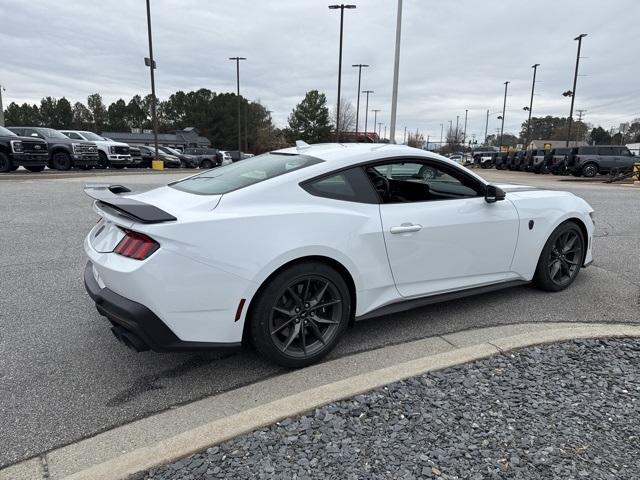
[60,130,132,169]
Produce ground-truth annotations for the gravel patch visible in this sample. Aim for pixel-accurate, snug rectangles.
[145,338,640,479]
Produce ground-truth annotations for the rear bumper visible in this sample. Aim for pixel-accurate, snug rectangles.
[84,261,241,352]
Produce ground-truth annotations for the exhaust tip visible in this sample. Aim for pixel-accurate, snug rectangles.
[110,326,150,352]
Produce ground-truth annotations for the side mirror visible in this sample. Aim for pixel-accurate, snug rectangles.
[485,185,506,203]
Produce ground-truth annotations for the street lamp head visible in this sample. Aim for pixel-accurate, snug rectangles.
[362,90,373,94]
[228,57,247,61]
[523,106,530,111]
[497,116,503,120]
[574,33,587,40]
[352,64,369,68]
[562,90,574,97]
[532,63,540,68]
[504,81,510,85]
[329,4,356,9]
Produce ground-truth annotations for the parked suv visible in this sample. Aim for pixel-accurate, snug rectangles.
[0,126,49,172]
[549,147,576,175]
[571,145,637,177]
[182,147,222,169]
[7,127,98,170]
[61,131,132,169]
[529,149,551,173]
[510,151,526,170]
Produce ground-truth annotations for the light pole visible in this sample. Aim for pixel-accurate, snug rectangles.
[329,4,356,142]
[372,109,381,139]
[383,124,387,140]
[484,109,489,144]
[362,90,373,137]
[229,56,246,153]
[455,115,459,141]
[145,0,159,162]
[463,109,468,145]
[389,0,403,143]
[0,84,5,127]
[440,123,443,150]
[565,34,587,147]
[524,63,540,148]
[500,81,509,151]
[378,122,383,138]
[404,126,407,144]
[352,64,369,136]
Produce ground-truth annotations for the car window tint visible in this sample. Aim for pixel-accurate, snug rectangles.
[580,146,596,155]
[366,161,482,204]
[598,146,615,156]
[171,153,323,195]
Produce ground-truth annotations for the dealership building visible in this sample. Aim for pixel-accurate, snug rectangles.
[101,127,211,149]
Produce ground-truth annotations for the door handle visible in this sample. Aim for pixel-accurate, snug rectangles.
[390,223,423,234]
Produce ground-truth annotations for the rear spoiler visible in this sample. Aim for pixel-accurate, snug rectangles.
[84,184,177,224]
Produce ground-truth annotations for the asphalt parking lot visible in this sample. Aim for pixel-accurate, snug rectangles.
[1,169,639,468]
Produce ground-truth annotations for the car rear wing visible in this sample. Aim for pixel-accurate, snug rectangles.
[84,184,177,224]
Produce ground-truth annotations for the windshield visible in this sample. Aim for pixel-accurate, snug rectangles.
[40,128,69,139]
[79,131,105,141]
[0,126,17,137]
[171,152,323,195]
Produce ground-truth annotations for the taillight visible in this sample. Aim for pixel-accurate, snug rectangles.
[114,229,159,260]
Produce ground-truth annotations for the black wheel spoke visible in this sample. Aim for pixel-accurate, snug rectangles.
[271,316,296,335]
[311,314,339,325]
[550,260,561,280]
[310,299,341,311]
[282,323,301,352]
[300,326,307,354]
[302,278,311,302]
[563,235,577,253]
[287,286,302,305]
[312,281,330,304]
[307,320,326,345]
[273,306,292,316]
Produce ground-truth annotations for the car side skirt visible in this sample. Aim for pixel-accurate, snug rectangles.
[355,280,529,322]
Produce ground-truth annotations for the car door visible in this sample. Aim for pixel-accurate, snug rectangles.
[370,159,520,298]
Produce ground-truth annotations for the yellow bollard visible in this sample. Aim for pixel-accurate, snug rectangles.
[152,159,164,171]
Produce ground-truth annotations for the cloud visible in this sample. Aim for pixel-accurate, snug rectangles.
[1,0,638,142]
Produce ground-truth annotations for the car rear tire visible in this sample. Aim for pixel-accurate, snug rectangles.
[249,262,351,368]
[533,221,584,292]
[200,159,213,169]
[581,162,598,178]
[25,165,45,172]
[51,152,72,171]
[0,152,12,172]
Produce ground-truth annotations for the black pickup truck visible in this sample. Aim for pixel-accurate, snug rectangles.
[7,126,99,170]
[0,126,49,172]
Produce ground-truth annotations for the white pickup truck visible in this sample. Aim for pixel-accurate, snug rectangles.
[60,130,132,169]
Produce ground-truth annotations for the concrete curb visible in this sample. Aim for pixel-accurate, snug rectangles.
[2,323,640,480]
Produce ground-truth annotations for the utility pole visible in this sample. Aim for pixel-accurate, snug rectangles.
[463,109,468,145]
[566,34,587,147]
[440,123,443,149]
[329,3,356,142]
[145,0,159,162]
[372,109,381,139]
[0,84,5,127]
[426,135,430,150]
[362,90,373,137]
[389,0,403,143]
[455,115,459,141]
[229,56,246,153]
[377,122,383,138]
[500,81,509,151]
[484,109,489,144]
[352,64,369,136]
[244,102,249,152]
[525,63,540,148]
[383,124,387,140]
[403,126,407,144]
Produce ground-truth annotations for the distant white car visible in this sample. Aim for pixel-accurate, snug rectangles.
[219,150,233,166]
[61,130,132,168]
[448,154,464,164]
[83,143,594,368]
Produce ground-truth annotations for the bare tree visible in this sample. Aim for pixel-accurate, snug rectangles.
[331,99,356,134]
[406,132,424,148]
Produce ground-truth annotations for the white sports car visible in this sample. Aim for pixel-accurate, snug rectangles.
[84,143,594,367]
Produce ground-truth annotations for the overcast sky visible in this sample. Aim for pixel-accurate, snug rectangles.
[1,0,639,142]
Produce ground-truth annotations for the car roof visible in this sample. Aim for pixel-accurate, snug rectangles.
[273,143,440,163]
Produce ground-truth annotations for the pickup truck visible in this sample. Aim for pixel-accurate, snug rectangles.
[61,130,132,169]
[0,126,49,172]
[7,126,98,170]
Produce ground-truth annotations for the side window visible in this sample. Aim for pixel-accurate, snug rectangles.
[66,132,82,140]
[302,168,378,204]
[23,128,43,138]
[597,146,614,156]
[580,146,596,155]
[365,161,483,204]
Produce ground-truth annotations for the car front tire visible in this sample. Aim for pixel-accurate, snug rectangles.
[581,162,598,178]
[249,262,351,368]
[533,221,585,292]
[0,152,12,172]
[51,152,72,170]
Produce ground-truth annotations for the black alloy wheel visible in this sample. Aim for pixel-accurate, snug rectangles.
[582,163,598,178]
[0,152,12,172]
[534,222,584,292]
[250,262,350,368]
[51,152,72,170]
[200,159,213,169]
[97,151,109,169]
